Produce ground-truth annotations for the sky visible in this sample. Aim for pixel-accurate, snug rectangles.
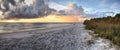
[50,0,120,13]
[26,0,120,17]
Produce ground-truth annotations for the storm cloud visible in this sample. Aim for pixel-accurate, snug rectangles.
[0,0,55,19]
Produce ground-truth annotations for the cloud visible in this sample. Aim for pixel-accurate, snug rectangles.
[0,0,56,19]
[49,2,68,11]
[25,0,34,5]
[100,0,120,13]
[83,7,97,14]
[57,3,85,15]
[49,1,117,18]
[67,3,84,14]
[86,11,115,18]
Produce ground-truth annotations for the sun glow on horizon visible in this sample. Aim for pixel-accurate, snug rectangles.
[0,15,90,23]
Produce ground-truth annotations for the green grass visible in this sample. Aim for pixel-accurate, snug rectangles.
[84,14,120,46]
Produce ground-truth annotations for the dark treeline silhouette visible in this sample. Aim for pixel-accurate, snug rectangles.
[84,14,120,46]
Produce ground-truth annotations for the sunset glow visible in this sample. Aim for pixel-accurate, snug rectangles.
[0,15,90,23]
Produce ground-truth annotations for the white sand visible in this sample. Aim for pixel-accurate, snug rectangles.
[0,23,117,50]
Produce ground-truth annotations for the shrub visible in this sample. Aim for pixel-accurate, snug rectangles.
[84,14,120,46]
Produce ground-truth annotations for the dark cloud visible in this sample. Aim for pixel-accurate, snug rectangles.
[0,0,16,13]
[0,0,56,19]
[0,0,25,15]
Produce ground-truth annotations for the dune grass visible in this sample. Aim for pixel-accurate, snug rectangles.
[84,14,120,46]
